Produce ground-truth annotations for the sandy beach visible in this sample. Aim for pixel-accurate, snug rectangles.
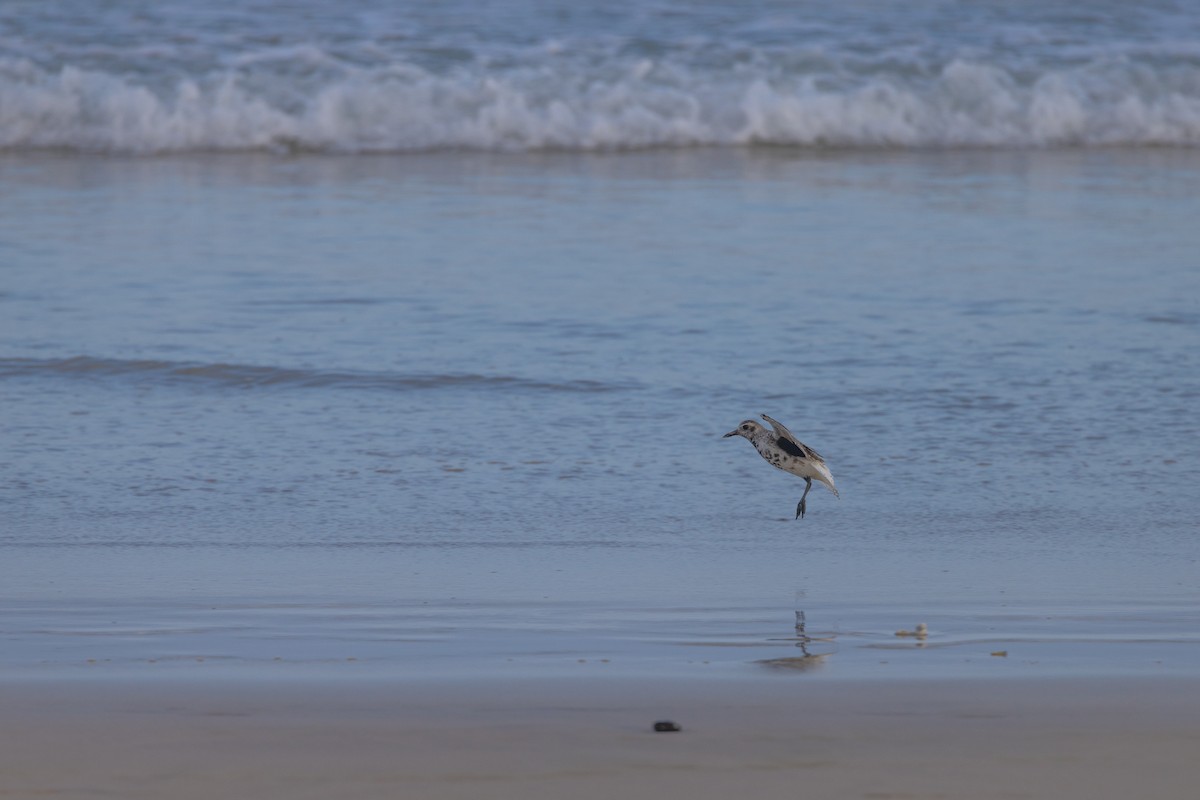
[4,675,1198,800]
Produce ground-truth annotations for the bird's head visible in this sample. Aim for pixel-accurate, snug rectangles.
[723,420,763,440]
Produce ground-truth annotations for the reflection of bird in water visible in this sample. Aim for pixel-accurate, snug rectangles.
[794,609,814,658]
[759,610,832,671]
[723,414,839,519]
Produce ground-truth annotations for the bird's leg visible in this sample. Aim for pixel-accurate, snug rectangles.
[795,477,813,520]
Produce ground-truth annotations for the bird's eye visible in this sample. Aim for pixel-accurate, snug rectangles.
[741,425,750,431]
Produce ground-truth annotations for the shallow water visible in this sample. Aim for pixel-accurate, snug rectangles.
[3,147,1198,679]
[3,0,1200,681]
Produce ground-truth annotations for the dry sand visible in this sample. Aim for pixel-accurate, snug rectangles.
[2,675,1198,800]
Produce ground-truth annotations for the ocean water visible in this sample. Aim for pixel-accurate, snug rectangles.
[2,1,1199,681]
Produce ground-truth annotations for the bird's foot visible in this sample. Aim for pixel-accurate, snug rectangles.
[795,500,806,520]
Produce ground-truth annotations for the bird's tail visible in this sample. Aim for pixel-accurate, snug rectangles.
[812,462,839,498]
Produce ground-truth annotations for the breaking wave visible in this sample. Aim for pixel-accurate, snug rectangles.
[3,54,1199,153]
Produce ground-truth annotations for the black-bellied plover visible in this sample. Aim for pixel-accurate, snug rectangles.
[724,414,839,519]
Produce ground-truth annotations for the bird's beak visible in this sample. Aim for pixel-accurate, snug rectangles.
[723,430,738,438]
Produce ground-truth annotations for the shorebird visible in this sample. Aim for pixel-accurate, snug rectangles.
[724,414,839,519]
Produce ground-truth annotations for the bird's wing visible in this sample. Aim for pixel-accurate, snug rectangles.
[760,413,796,441]
[761,413,825,462]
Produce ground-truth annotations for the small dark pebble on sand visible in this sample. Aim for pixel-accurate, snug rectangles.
[653,720,681,732]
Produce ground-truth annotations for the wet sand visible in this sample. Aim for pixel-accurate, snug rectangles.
[3,675,1198,800]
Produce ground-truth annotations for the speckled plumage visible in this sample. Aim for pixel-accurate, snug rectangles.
[724,413,839,519]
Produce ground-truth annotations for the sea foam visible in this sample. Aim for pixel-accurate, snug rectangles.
[2,54,1199,153]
